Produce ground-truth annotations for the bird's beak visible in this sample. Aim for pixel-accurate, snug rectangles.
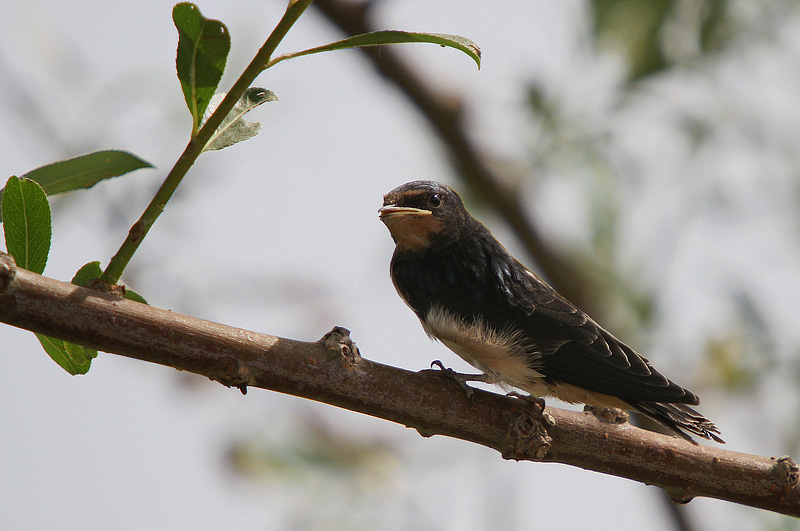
[378,205,432,219]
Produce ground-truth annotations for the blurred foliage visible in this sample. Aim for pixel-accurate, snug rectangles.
[227,418,396,481]
[525,82,656,339]
[703,333,759,391]
[591,0,732,82]
[592,0,672,80]
[524,0,739,332]
[224,415,404,530]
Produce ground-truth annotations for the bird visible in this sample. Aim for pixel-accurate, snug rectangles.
[378,180,723,444]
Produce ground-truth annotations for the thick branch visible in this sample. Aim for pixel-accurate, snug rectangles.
[0,251,797,516]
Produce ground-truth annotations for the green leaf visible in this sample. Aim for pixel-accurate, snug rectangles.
[35,333,97,375]
[173,2,231,134]
[202,87,278,152]
[267,31,481,70]
[3,189,95,375]
[2,176,51,274]
[123,288,148,305]
[0,150,153,221]
[72,260,148,304]
[72,261,103,287]
[23,150,153,195]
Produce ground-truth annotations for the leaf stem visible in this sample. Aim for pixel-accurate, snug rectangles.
[100,0,315,284]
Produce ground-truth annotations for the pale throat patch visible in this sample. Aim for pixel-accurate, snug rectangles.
[383,213,444,252]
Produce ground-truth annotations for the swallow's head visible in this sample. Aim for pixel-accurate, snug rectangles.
[379,180,474,252]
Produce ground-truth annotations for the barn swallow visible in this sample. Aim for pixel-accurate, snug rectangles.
[379,180,723,443]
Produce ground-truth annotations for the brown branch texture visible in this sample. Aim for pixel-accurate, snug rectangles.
[0,252,797,516]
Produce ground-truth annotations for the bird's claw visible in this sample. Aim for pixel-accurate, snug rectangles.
[423,360,488,400]
[507,392,555,427]
[583,404,629,425]
[429,359,448,372]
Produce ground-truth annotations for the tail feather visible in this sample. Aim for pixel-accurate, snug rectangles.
[628,401,724,444]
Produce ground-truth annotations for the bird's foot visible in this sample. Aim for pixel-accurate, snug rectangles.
[423,360,489,399]
[583,404,629,425]
[507,392,555,427]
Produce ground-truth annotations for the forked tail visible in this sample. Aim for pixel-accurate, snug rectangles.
[627,400,724,444]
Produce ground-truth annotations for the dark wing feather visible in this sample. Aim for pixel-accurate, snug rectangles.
[488,235,699,405]
[538,332,698,404]
[628,401,725,443]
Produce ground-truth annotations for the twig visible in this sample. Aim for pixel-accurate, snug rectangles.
[100,0,315,285]
[0,251,797,516]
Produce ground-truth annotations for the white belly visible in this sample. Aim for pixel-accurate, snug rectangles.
[422,305,629,409]
[422,305,543,389]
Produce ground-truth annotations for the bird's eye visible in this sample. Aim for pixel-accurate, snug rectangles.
[429,194,442,208]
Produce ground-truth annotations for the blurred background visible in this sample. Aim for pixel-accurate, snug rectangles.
[1,0,799,529]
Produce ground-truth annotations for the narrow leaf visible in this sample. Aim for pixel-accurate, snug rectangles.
[268,31,481,70]
[0,150,153,221]
[2,176,51,274]
[36,333,97,375]
[23,150,153,195]
[173,2,231,133]
[123,288,148,305]
[202,87,278,151]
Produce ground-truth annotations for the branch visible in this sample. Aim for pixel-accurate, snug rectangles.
[0,251,797,516]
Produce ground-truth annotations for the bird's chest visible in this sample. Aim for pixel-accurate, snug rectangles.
[390,245,491,318]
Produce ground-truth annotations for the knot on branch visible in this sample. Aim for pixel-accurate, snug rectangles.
[0,252,16,294]
[85,277,127,297]
[771,455,799,490]
[320,326,361,365]
[502,397,553,461]
[665,486,695,505]
[220,358,252,395]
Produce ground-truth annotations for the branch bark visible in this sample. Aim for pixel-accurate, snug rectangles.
[0,252,797,516]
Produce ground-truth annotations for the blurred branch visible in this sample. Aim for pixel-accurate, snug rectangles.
[311,0,594,308]
[1,251,797,516]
